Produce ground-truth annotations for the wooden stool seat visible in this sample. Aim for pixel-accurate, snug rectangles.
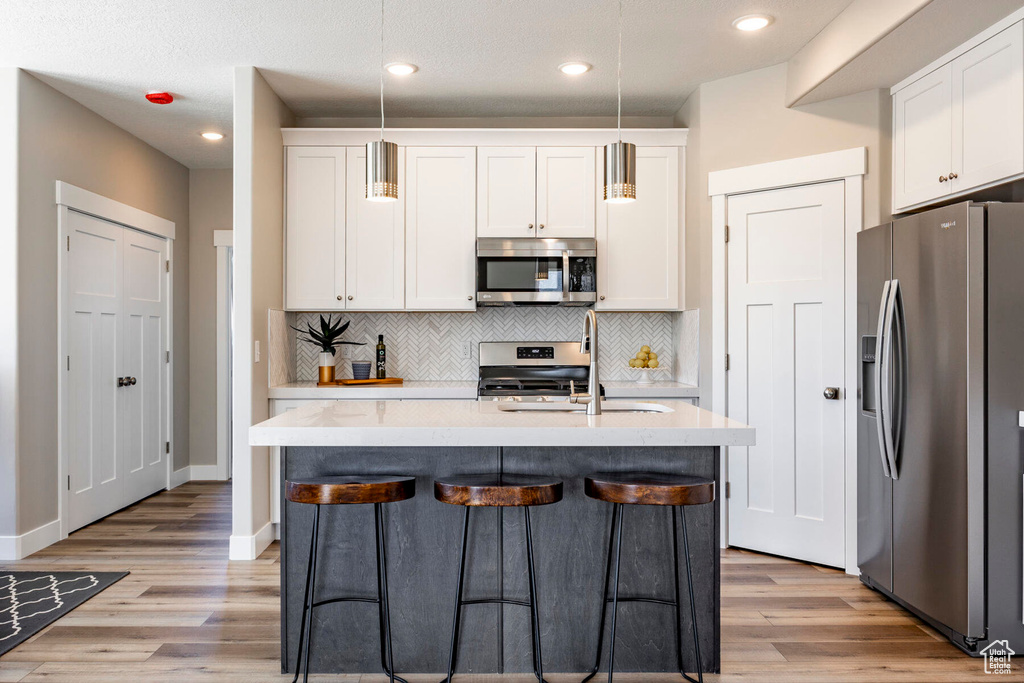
[585,472,715,507]
[434,474,563,507]
[286,475,416,506]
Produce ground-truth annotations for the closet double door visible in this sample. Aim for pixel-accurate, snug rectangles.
[65,210,170,531]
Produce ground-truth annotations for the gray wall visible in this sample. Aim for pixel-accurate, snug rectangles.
[675,63,892,408]
[8,69,190,535]
[188,169,232,468]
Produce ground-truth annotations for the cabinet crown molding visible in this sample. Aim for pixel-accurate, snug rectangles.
[282,128,687,148]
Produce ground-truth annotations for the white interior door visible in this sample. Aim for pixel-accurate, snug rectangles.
[727,181,846,567]
[66,211,124,530]
[122,228,168,503]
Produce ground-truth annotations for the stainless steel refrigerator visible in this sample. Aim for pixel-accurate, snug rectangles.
[858,201,1024,655]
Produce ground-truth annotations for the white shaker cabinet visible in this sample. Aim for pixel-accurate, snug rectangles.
[477,146,595,238]
[285,146,346,310]
[596,146,679,311]
[477,147,537,237]
[536,147,596,238]
[893,21,1024,212]
[405,147,477,310]
[951,21,1024,195]
[345,146,406,310]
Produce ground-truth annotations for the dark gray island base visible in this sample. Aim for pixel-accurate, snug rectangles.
[280,445,720,676]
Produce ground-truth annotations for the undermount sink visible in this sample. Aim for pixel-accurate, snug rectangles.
[496,401,674,414]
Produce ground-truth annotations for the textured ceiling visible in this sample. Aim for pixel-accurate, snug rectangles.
[0,0,853,168]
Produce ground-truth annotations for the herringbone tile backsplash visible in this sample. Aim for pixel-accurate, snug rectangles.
[286,309,682,382]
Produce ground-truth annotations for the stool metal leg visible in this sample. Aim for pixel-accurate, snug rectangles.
[291,503,319,683]
[443,506,471,683]
[524,507,548,683]
[605,503,625,683]
[581,503,620,683]
[679,506,703,683]
[296,504,321,683]
[671,506,685,676]
[375,503,399,683]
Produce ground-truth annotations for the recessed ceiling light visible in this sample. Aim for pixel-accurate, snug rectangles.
[733,14,773,31]
[200,132,225,141]
[385,62,418,76]
[559,62,592,76]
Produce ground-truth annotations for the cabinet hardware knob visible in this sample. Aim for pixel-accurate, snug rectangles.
[117,377,126,387]
[939,175,948,183]
[129,377,137,386]
[823,387,839,400]
[348,295,354,300]
[949,172,958,179]
[528,224,534,229]
[337,295,343,300]
[599,295,606,300]
[468,295,474,301]
[539,224,545,229]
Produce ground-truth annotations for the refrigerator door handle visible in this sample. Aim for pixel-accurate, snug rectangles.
[880,278,901,480]
[874,280,893,479]
[887,280,906,480]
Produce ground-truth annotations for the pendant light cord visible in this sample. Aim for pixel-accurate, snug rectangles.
[614,0,622,144]
[379,0,385,141]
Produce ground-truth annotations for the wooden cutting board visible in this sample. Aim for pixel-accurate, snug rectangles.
[318,377,404,387]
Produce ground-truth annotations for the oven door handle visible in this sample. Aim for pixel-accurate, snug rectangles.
[562,250,570,298]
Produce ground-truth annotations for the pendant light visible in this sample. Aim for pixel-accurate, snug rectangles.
[366,0,398,202]
[603,0,636,204]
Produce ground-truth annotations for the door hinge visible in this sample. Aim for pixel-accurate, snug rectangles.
[725,354,730,371]
[67,475,71,491]
[725,481,731,499]
[66,236,70,251]
[165,260,170,272]
[166,350,170,363]
[66,356,70,371]
[165,441,170,454]
[724,225,730,243]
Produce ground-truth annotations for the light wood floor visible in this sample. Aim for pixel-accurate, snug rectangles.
[0,482,1017,682]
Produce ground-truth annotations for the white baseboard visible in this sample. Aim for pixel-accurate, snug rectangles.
[189,465,222,481]
[169,465,229,489]
[228,521,275,561]
[0,519,61,560]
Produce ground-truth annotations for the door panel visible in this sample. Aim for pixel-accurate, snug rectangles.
[66,211,123,531]
[893,65,953,211]
[477,147,537,237]
[727,181,846,567]
[122,229,168,504]
[891,204,984,637]
[856,222,892,591]
[537,147,595,238]
[952,22,1024,193]
[346,147,406,309]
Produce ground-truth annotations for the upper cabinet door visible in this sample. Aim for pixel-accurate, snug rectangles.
[406,147,477,310]
[285,147,346,310]
[345,146,405,310]
[477,147,537,237]
[537,147,596,238]
[596,147,679,311]
[951,21,1024,193]
[893,65,953,212]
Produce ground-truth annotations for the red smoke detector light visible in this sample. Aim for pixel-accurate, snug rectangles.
[145,92,174,105]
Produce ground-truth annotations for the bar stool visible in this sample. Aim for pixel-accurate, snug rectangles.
[286,475,416,683]
[434,474,563,683]
[582,472,715,683]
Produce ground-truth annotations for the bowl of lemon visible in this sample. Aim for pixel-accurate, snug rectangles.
[628,345,661,384]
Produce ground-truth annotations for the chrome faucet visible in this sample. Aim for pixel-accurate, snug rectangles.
[570,309,601,415]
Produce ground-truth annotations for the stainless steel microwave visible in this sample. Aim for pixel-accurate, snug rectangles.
[476,238,597,306]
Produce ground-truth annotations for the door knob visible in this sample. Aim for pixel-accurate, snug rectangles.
[823,387,839,400]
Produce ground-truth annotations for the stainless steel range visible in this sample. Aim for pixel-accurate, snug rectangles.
[477,341,603,402]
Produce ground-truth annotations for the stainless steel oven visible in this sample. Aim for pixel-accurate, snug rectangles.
[476,238,597,306]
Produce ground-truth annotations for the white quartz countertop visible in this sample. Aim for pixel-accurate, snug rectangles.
[249,399,753,448]
[268,380,698,401]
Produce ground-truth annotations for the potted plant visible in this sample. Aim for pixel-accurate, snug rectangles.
[291,314,365,384]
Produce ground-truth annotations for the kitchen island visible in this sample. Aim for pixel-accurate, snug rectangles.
[250,399,754,677]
